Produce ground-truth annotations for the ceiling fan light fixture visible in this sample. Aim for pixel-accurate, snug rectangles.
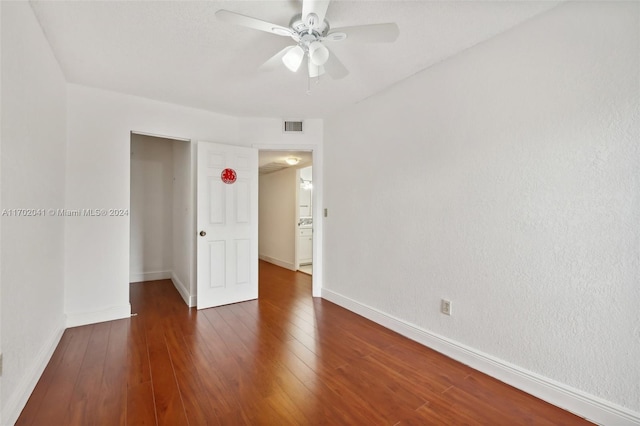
[309,41,329,66]
[286,157,300,165]
[282,45,305,72]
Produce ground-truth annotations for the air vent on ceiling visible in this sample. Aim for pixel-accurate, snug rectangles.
[284,120,304,133]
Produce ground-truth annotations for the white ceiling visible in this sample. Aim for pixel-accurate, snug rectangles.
[259,150,312,167]
[258,150,312,175]
[30,1,559,119]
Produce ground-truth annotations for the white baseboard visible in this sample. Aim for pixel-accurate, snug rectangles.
[259,255,296,271]
[65,304,131,328]
[322,288,640,426]
[171,272,196,307]
[129,270,172,283]
[2,316,66,426]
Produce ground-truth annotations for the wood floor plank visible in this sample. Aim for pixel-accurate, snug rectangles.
[163,320,222,425]
[182,336,242,417]
[14,330,75,426]
[94,319,128,425]
[458,372,586,425]
[382,341,475,386]
[144,318,189,425]
[63,321,112,425]
[126,314,151,387]
[17,261,594,425]
[26,325,94,425]
[367,345,467,396]
[127,381,157,425]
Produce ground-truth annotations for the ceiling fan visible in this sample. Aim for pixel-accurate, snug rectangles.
[216,0,399,80]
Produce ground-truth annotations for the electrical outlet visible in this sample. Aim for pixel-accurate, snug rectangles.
[441,299,452,316]
[324,208,328,217]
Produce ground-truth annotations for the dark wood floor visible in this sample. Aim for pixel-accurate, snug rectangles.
[17,261,591,425]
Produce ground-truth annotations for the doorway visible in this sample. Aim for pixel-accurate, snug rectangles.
[129,132,193,305]
[258,150,314,280]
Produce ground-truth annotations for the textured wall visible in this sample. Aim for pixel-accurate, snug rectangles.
[324,1,639,412]
[1,2,67,421]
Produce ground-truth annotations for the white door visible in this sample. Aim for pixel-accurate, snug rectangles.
[197,141,258,309]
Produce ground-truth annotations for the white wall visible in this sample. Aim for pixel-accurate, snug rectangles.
[323,1,639,423]
[1,2,67,423]
[65,85,323,326]
[171,139,193,304]
[259,167,297,270]
[238,117,323,146]
[130,134,174,282]
[65,85,237,326]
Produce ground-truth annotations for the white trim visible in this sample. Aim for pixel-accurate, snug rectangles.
[129,270,172,283]
[2,316,66,426]
[66,304,131,328]
[171,271,196,307]
[322,288,640,426]
[130,130,190,142]
[309,144,322,298]
[259,254,296,271]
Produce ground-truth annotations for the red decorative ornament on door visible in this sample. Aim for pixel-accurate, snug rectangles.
[221,168,237,184]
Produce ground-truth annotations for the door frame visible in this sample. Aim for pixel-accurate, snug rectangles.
[129,131,196,306]
[255,143,323,298]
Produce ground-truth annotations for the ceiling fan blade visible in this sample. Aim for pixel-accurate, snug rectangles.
[323,51,349,80]
[259,46,295,71]
[302,0,330,29]
[215,10,293,36]
[328,23,399,43]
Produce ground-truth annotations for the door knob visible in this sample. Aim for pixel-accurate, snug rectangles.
[199,230,206,237]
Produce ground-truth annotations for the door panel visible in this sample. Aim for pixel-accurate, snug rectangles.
[235,179,250,223]
[208,178,225,224]
[208,240,226,289]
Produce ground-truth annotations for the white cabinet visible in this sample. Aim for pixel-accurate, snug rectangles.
[297,166,313,266]
[299,186,312,217]
[298,228,313,265]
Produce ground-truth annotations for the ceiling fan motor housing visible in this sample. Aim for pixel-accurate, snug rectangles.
[290,13,330,38]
